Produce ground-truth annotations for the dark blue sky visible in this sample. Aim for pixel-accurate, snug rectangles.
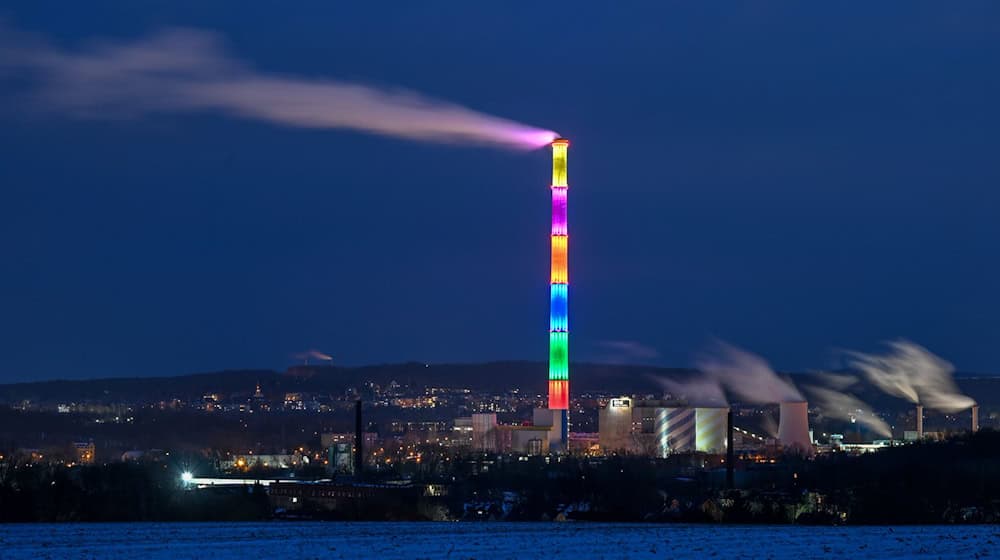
[2,2,1000,382]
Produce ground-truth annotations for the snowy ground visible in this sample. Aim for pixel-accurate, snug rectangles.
[1,522,997,559]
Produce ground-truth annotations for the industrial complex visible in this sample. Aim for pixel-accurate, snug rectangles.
[1,138,992,524]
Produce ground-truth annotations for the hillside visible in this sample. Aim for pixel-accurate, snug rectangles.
[1,362,998,411]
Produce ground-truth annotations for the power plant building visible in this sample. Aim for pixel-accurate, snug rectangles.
[694,407,729,453]
[656,407,695,455]
[532,407,566,450]
[598,397,640,453]
[496,425,551,455]
[472,413,499,452]
[468,410,557,455]
[599,398,722,456]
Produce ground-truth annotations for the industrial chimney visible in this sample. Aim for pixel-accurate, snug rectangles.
[777,401,811,453]
[915,404,924,440]
[972,404,980,433]
[726,408,735,489]
[354,399,363,477]
[547,138,571,450]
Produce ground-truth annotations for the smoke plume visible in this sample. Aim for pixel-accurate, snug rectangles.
[803,383,892,438]
[696,341,803,404]
[0,25,557,149]
[847,340,975,413]
[657,374,728,407]
[760,412,779,439]
[294,350,332,362]
[813,371,859,392]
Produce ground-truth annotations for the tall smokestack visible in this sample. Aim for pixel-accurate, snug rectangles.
[915,404,924,440]
[777,401,811,453]
[972,404,979,433]
[354,399,363,476]
[548,138,570,449]
[726,408,735,489]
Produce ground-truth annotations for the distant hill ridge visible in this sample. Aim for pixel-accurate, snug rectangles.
[1,361,998,409]
[0,362,695,403]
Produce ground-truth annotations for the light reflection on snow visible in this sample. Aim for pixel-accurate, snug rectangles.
[0,522,997,559]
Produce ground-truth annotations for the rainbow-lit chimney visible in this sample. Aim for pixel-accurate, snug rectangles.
[548,138,570,447]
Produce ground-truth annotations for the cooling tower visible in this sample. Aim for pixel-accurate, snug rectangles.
[695,407,729,453]
[777,401,811,452]
[655,407,695,457]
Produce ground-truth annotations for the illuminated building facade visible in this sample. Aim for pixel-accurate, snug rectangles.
[548,138,570,447]
[599,399,731,456]
[74,440,96,465]
[695,407,729,453]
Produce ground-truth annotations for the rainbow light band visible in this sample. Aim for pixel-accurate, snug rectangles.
[550,236,568,284]
[549,284,568,331]
[548,138,570,411]
[549,332,569,380]
[551,187,567,235]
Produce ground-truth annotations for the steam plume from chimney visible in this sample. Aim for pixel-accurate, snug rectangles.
[294,350,333,362]
[803,384,892,439]
[0,24,558,149]
[656,374,728,407]
[847,340,975,413]
[696,341,803,404]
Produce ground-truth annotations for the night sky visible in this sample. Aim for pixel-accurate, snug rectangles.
[2,2,1000,382]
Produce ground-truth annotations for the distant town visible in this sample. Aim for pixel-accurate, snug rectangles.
[1,361,997,523]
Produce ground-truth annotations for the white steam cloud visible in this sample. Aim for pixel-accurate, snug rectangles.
[804,382,892,439]
[847,340,975,413]
[760,412,779,439]
[293,349,332,362]
[657,375,728,407]
[654,341,802,407]
[0,25,558,149]
[696,341,803,404]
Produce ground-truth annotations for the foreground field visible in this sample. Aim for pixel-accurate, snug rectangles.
[2,522,999,559]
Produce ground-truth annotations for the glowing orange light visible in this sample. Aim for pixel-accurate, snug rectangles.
[550,236,568,284]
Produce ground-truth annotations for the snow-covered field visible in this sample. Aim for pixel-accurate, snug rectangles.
[1,522,997,559]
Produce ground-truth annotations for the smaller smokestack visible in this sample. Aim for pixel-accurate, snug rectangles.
[354,399,363,477]
[972,404,980,433]
[915,404,924,440]
[726,408,735,490]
